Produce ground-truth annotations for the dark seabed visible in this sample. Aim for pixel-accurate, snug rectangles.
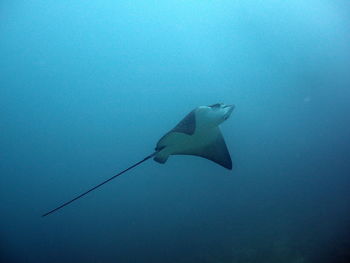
[1,1,350,262]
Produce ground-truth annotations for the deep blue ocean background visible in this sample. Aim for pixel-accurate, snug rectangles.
[1,1,350,262]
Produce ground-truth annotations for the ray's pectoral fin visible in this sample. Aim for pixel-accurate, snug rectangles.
[169,109,196,135]
[194,129,232,170]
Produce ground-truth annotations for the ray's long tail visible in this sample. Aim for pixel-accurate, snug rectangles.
[42,152,157,217]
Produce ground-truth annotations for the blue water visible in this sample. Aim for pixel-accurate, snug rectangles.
[1,1,350,262]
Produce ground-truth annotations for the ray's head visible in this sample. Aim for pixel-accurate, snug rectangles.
[197,103,235,128]
[209,103,234,122]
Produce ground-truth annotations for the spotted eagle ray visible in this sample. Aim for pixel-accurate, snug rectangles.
[42,103,234,217]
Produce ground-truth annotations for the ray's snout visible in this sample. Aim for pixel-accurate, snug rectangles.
[225,104,235,110]
[223,104,234,120]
